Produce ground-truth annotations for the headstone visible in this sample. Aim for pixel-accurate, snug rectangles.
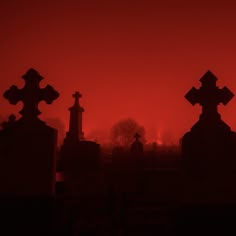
[0,68,59,234]
[0,68,59,195]
[181,70,236,203]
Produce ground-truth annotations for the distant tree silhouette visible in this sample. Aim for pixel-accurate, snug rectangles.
[110,118,146,147]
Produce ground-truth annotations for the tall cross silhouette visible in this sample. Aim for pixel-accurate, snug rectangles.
[3,68,59,121]
[185,70,234,119]
[68,91,84,141]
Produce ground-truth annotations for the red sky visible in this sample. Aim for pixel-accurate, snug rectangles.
[1,0,236,145]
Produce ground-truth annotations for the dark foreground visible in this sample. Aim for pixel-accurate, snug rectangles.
[0,195,235,236]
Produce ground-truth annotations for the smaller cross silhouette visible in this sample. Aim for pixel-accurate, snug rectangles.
[185,70,234,119]
[70,91,84,113]
[68,91,84,141]
[72,91,82,106]
[3,68,59,121]
[134,132,141,141]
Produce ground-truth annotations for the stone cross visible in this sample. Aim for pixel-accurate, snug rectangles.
[73,91,82,106]
[185,70,234,119]
[67,91,84,141]
[134,132,141,141]
[3,68,59,121]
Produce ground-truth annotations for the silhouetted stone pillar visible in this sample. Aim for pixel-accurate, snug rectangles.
[60,92,109,234]
[0,68,59,235]
[60,92,102,196]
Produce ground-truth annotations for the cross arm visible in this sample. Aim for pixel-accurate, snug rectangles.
[39,85,59,104]
[3,85,23,105]
[219,86,234,105]
[185,87,200,105]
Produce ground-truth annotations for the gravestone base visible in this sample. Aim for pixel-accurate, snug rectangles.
[0,119,57,195]
[0,196,58,236]
[176,204,236,236]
